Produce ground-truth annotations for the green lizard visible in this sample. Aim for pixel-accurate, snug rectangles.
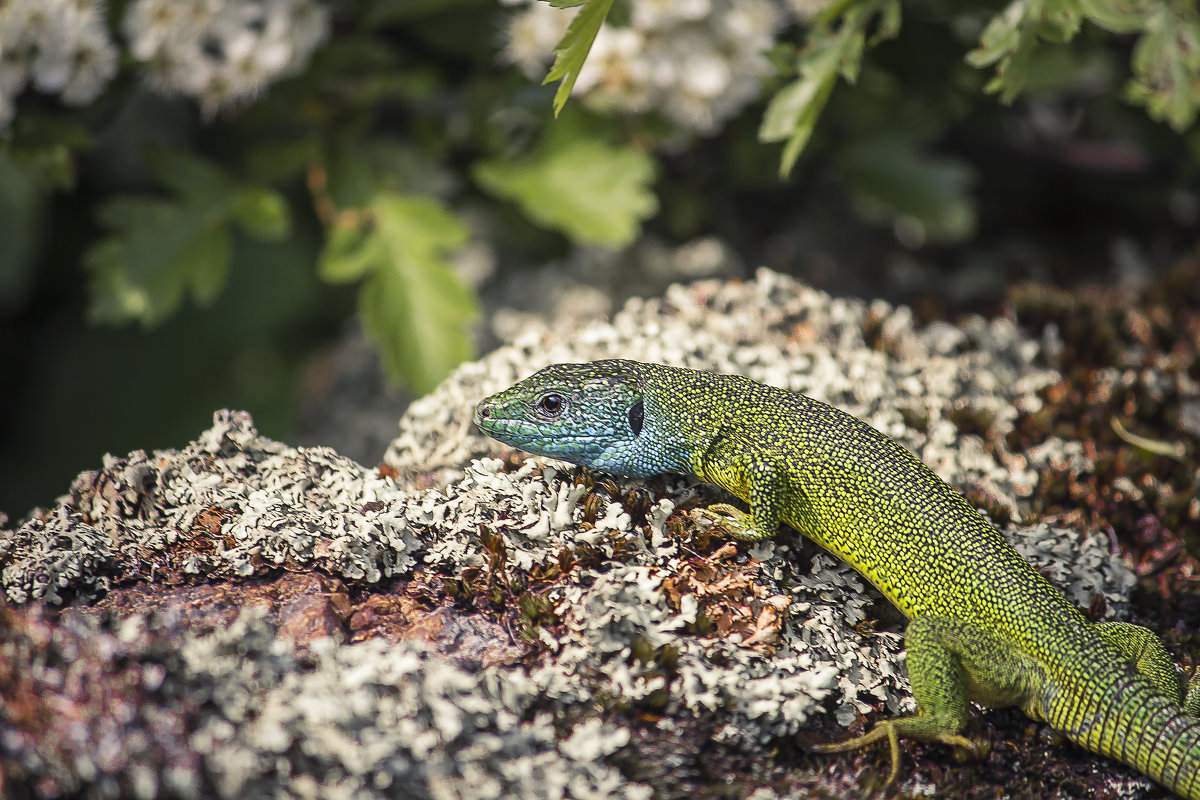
[474,359,1200,797]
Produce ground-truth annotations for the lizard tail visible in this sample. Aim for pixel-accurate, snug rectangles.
[1075,682,1200,799]
[1129,700,1200,799]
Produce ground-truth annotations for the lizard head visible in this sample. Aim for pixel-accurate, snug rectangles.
[474,360,651,475]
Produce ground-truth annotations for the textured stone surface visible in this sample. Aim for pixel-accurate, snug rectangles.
[0,269,1163,799]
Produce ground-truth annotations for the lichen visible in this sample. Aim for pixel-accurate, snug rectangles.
[0,269,1157,799]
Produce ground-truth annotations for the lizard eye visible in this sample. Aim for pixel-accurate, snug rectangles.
[537,393,566,415]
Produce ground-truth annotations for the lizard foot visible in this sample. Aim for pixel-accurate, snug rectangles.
[694,504,767,541]
[811,720,979,785]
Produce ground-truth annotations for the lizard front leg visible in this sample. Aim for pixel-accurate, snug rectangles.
[694,455,785,542]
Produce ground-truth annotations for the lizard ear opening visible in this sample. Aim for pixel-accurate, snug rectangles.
[628,399,644,436]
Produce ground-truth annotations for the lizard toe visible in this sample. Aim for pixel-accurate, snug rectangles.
[811,722,903,785]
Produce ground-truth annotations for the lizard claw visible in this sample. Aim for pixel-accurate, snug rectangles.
[811,723,903,785]
[812,722,982,786]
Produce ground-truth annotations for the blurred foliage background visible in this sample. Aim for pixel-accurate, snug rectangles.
[1,0,1198,517]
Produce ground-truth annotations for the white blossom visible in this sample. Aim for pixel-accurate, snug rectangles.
[0,0,119,127]
[500,0,784,134]
[501,1,572,79]
[574,27,653,113]
[123,0,186,61]
[123,0,331,117]
[60,20,118,104]
[788,0,836,21]
[632,0,712,30]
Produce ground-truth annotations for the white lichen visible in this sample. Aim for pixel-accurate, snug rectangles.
[183,611,651,799]
[1,268,1153,798]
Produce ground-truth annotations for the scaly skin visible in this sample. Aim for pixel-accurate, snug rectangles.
[475,359,1200,797]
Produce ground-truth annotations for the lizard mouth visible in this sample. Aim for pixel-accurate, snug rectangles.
[478,418,603,441]
[473,406,544,439]
[473,407,609,452]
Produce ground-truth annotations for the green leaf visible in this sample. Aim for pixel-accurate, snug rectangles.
[85,150,292,326]
[144,149,234,199]
[231,188,292,239]
[1038,0,1083,43]
[869,0,902,45]
[759,0,902,176]
[760,39,843,177]
[0,112,93,190]
[542,0,615,117]
[966,3,1024,70]
[1122,4,1200,131]
[317,193,478,394]
[972,0,1200,129]
[967,0,1082,103]
[1078,0,1152,34]
[473,132,657,247]
[0,154,46,312]
[967,0,1041,102]
[317,218,381,283]
[87,201,234,325]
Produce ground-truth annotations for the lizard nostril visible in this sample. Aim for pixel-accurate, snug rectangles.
[478,405,491,419]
